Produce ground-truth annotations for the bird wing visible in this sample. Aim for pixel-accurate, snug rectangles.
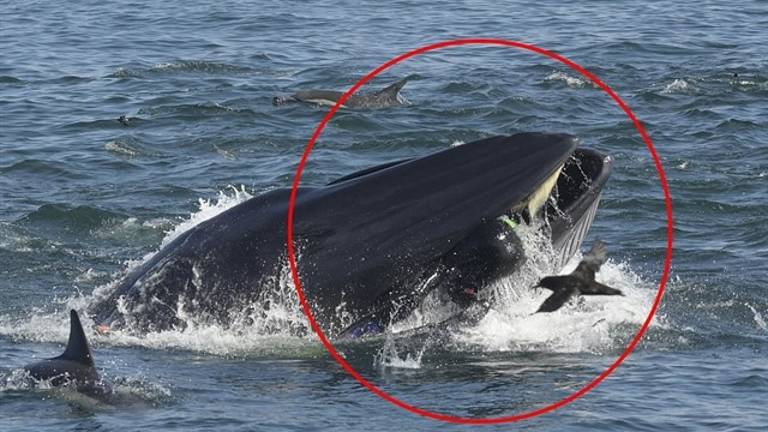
[537,275,574,292]
[571,239,607,281]
[580,280,623,296]
[536,284,578,313]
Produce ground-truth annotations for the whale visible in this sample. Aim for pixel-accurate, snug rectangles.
[24,310,111,398]
[272,77,409,108]
[88,132,612,337]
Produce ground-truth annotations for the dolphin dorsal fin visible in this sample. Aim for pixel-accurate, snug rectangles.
[375,77,409,97]
[56,310,94,367]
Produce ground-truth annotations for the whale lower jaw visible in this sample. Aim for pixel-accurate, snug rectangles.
[549,150,613,267]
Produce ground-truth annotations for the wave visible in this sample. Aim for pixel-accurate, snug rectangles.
[714,118,762,130]
[108,60,258,79]
[661,78,698,95]
[0,160,83,179]
[103,136,162,158]
[0,75,24,84]
[59,118,127,131]
[137,102,256,119]
[0,368,173,408]
[18,204,125,233]
[543,71,598,89]
[651,72,768,97]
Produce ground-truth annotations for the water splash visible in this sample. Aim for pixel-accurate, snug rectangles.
[386,223,658,357]
[109,60,257,79]
[544,71,597,89]
[1,186,656,359]
[374,333,427,369]
[104,139,142,158]
[465,228,655,354]
[661,78,697,94]
[1,186,318,357]
[746,303,767,332]
[0,368,173,408]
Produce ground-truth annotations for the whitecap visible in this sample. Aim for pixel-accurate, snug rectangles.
[745,303,767,332]
[661,78,697,95]
[104,140,140,157]
[544,71,595,89]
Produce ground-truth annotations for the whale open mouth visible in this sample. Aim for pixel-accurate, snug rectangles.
[502,146,612,264]
[546,148,613,264]
[484,145,611,260]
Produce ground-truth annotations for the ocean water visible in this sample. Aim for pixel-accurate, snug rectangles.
[1,0,767,430]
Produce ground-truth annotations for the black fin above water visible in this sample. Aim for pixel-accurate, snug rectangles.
[56,310,94,367]
[374,77,409,97]
[536,281,578,313]
[23,309,107,394]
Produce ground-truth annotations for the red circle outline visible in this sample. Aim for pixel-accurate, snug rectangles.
[286,38,674,424]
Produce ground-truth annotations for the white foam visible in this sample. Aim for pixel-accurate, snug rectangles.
[389,224,659,356]
[374,334,426,369]
[661,78,696,94]
[1,187,657,359]
[746,303,767,332]
[545,72,595,89]
[74,268,105,284]
[0,368,173,408]
[0,264,317,358]
[161,186,253,247]
[0,369,37,392]
[0,187,320,357]
[452,258,656,354]
[80,186,255,309]
[104,140,140,157]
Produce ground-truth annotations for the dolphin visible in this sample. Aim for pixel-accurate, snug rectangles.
[88,132,612,337]
[534,240,623,313]
[272,77,410,108]
[24,310,111,398]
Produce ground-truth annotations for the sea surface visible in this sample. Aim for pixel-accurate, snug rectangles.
[1,1,767,430]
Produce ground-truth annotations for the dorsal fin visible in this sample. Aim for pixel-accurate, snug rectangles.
[55,310,94,367]
[375,77,409,97]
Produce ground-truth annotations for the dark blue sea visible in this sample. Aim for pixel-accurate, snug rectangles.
[1,1,766,430]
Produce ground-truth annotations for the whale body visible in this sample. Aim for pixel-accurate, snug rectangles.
[88,133,612,337]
